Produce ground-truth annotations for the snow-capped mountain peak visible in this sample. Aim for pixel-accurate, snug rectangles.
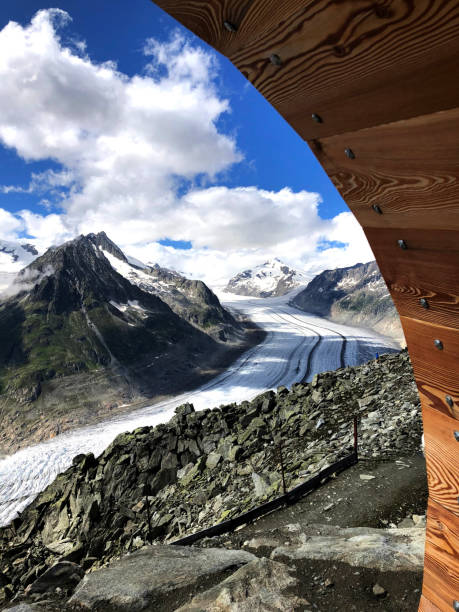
[87,234,186,300]
[85,232,240,342]
[0,240,38,272]
[225,259,309,298]
[0,239,40,292]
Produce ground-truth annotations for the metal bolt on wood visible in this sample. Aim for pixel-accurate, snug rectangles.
[223,20,237,32]
[446,395,454,408]
[344,148,355,159]
[312,113,323,123]
[434,339,444,350]
[420,298,429,309]
[453,601,459,612]
[454,431,459,442]
[372,204,383,214]
[398,239,408,250]
[269,53,282,66]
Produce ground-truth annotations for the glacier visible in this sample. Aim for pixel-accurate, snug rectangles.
[0,290,398,526]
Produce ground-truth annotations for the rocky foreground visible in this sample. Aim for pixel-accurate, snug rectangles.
[0,350,424,610]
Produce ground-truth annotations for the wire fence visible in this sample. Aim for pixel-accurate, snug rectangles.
[173,416,359,547]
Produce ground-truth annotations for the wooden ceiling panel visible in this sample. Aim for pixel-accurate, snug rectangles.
[229,0,459,139]
[401,316,459,420]
[364,227,459,329]
[310,108,459,230]
[423,499,459,610]
[423,406,459,516]
[153,0,252,53]
[153,1,312,56]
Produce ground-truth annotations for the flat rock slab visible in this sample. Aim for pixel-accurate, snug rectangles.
[4,605,36,612]
[68,545,256,611]
[271,525,425,572]
[176,557,309,612]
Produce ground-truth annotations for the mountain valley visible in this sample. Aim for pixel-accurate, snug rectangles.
[0,239,411,612]
[0,233,259,453]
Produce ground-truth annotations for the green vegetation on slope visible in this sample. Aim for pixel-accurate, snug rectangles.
[0,300,109,400]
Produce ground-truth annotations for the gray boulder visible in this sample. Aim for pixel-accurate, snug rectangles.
[68,545,256,611]
[176,557,309,611]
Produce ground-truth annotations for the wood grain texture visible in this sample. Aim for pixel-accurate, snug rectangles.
[418,595,442,612]
[153,0,252,53]
[154,0,314,55]
[400,316,459,420]
[423,405,459,516]
[423,499,459,611]
[230,0,459,139]
[364,227,459,331]
[310,108,459,230]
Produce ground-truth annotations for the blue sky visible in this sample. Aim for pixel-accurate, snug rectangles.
[0,1,372,284]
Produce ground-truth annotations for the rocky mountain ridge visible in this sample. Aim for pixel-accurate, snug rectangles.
[0,240,38,265]
[0,233,259,453]
[292,261,404,343]
[225,258,309,298]
[0,349,421,609]
[93,233,241,343]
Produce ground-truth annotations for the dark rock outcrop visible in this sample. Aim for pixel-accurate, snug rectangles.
[26,561,83,594]
[292,261,403,343]
[114,258,243,343]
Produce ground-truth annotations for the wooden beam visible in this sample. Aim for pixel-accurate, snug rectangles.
[229,0,459,138]
[309,108,459,231]
[423,499,459,610]
[400,316,459,420]
[419,594,443,612]
[364,227,459,331]
[154,0,313,55]
[423,406,459,516]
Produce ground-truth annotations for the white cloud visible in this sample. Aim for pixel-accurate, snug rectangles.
[0,169,75,195]
[0,11,239,221]
[19,210,72,252]
[176,187,323,249]
[125,210,374,287]
[0,264,55,299]
[0,208,23,240]
[0,10,374,286]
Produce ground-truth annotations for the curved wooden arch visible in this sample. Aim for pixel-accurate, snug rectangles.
[152,2,459,609]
